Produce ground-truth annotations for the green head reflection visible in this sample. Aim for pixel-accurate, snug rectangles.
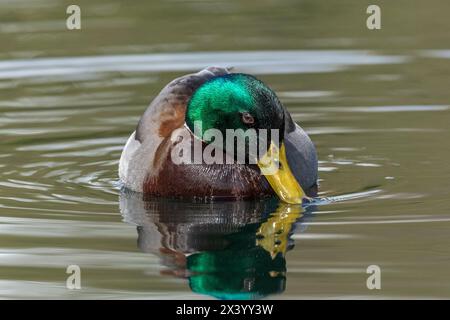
[187,203,303,300]
[188,245,286,300]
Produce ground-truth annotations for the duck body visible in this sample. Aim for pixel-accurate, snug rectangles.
[119,67,318,200]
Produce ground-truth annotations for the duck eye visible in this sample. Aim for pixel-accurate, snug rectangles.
[241,112,255,125]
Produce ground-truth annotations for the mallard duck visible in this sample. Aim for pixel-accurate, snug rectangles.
[119,67,318,203]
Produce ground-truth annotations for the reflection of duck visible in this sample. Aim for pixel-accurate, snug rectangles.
[120,190,314,299]
[119,67,318,204]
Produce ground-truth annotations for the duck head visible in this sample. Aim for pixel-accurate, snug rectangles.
[185,73,307,204]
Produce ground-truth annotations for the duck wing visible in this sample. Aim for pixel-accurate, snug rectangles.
[119,67,231,193]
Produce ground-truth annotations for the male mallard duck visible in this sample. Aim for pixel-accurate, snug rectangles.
[119,67,318,203]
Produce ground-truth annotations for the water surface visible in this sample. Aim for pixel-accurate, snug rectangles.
[1,0,450,299]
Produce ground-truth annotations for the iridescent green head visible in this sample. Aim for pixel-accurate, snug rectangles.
[185,73,285,147]
[185,73,308,204]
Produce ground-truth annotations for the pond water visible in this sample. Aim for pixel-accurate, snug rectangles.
[0,0,450,299]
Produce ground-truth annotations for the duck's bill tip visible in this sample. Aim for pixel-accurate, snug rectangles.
[257,142,306,204]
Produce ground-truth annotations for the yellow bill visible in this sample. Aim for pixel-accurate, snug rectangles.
[257,141,306,204]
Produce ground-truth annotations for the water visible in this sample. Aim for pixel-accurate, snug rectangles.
[1,0,450,299]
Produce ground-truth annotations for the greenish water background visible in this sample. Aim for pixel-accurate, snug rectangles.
[0,0,450,299]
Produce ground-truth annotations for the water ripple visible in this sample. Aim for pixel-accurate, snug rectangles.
[0,50,408,79]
